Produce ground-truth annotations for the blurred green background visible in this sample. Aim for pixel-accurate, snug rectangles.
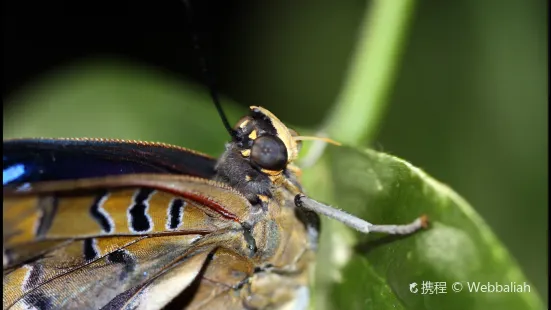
[3,0,547,306]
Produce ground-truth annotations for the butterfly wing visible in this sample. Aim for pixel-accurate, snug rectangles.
[3,139,255,309]
[3,138,217,186]
[114,247,254,310]
[4,235,217,310]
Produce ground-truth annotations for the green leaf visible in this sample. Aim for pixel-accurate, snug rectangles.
[303,145,544,310]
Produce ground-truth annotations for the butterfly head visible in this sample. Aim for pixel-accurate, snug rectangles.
[217,106,339,203]
[233,106,300,176]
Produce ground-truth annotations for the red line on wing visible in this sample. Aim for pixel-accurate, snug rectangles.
[162,189,240,222]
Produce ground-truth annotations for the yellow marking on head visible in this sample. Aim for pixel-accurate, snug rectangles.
[250,106,299,163]
[245,175,252,181]
[239,118,250,128]
[248,130,257,140]
[241,149,251,157]
[261,168,282,176]
[257,195,269,202]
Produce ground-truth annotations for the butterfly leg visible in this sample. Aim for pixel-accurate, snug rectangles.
[294,194,428,235]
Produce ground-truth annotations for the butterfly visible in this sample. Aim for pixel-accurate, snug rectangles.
[3,1,428,308]
[3,105,427,309]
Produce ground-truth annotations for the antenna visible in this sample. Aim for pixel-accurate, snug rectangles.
[181,0,237,140]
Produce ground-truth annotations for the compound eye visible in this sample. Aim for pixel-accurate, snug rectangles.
[250,135,288,171]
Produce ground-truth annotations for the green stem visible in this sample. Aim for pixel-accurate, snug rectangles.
[326,0,416,146]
